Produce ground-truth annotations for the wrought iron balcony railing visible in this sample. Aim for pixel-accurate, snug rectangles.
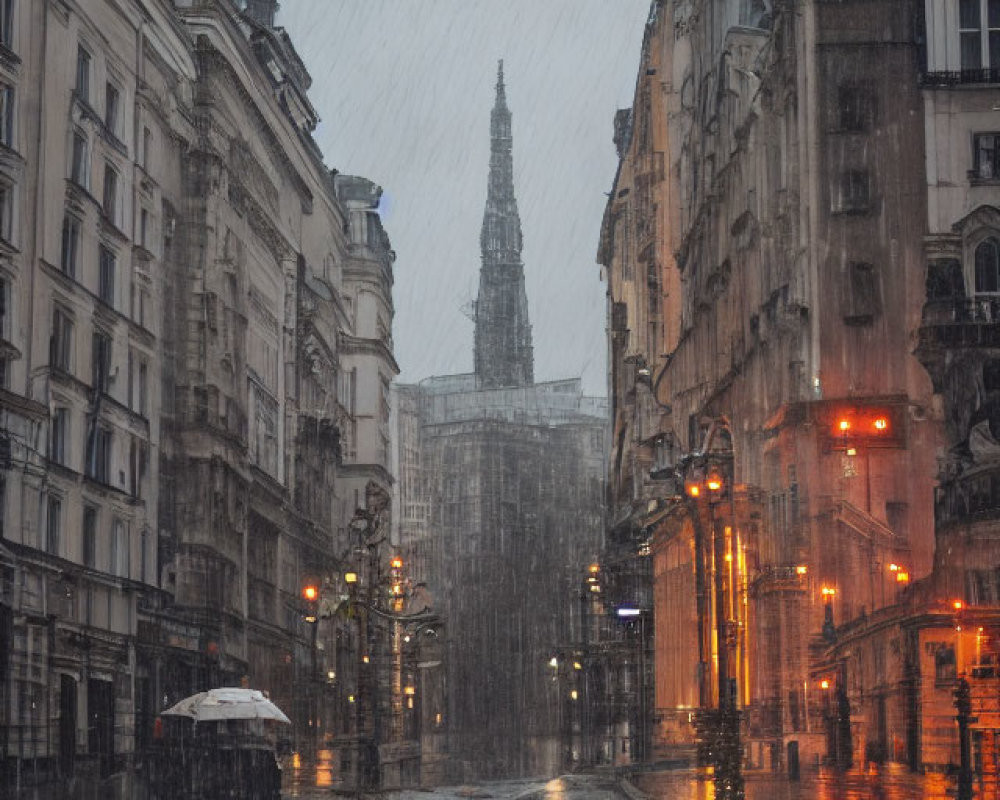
[920,69,1000,87]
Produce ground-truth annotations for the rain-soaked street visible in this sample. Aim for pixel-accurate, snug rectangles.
[284,766,971,800]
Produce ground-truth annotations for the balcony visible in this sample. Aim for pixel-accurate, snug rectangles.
[920,69,1000,87]
[918,297,1000,352]
[936,465,1000,526]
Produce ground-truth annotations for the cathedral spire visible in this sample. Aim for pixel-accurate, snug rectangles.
[474,61,534,389]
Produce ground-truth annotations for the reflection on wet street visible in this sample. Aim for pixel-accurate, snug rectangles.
[632,765,959,800]
[284,765,969,800]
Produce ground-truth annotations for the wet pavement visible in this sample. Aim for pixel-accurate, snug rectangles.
[631,764,964,799]
[285,764,976,800]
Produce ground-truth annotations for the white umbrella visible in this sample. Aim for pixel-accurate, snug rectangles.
[161,687,291,724]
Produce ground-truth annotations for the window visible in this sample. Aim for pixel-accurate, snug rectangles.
[838,86,875,133]
[87,424,111,484]
[0,182,12,244]
[98,245,115,306]
[0,274,8,387]
[141,126,152,171]
[844,262,880,324]
[839,169,871,213]
[0,0,13,50]
[975,133,1000,181]
[83,507,97,568]
[960,0,1000,71]
[140,208,148,248]
[76,46,90,104]
[46,494,61,555]
[138,360,147,416]
[104,83,119,136]
[91,330,111,393]
[50,407,68,465]
[975,237,1000,295]
[0,83,13,148]
[60,215,80,277]
[102,163,117,222]
[71,131,88,188]
[50,307,73,372]
[935,644,957,684]
[111,518,126,577]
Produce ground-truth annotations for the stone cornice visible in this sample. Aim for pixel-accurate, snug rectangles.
[339,334,400,375]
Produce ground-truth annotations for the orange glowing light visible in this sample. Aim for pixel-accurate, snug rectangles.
[344,572,358,584]
[820,679,830,690]
[795,565,808,575]
[838,419,851,432]
[707,476,723,492]
[873,417,888,431]
[589,563,600,574]
[896,572,910,583]
[391,557,404,570]
[403,686,415,696]
[686,483,701,498]
[953,600,964,610]
[821,586,836,597]
[302,585,319,602]
[889,563,899,572]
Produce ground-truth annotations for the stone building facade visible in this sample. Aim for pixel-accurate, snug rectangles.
[601,0,945,772]
[812,0,1000,780]
[0,0,397,795]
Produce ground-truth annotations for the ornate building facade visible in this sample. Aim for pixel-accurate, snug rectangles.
[600,0,956,774]
[0,0,397,795]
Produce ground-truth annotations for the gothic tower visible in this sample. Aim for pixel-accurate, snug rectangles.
[474,61,535,388]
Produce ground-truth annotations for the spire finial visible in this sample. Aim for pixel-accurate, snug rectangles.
[495,59,506,107]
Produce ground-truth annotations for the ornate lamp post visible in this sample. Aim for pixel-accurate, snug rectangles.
[681,419,744,799]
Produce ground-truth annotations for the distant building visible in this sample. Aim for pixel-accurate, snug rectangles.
[0,0,396,795]
[393,63,607,780]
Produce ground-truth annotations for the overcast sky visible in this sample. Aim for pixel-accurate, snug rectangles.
[278,1,651,397]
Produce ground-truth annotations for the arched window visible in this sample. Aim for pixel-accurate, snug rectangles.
[975,237,1000,295]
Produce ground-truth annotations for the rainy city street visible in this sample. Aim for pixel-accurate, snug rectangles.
[4,1,1000,799]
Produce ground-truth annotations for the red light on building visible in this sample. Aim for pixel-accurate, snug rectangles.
[896,571,910,584]
[838,419,851,433]
[820,679,830,690]
[873,417,889,431]
[686,483,701,498]
[302,585,319,602]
